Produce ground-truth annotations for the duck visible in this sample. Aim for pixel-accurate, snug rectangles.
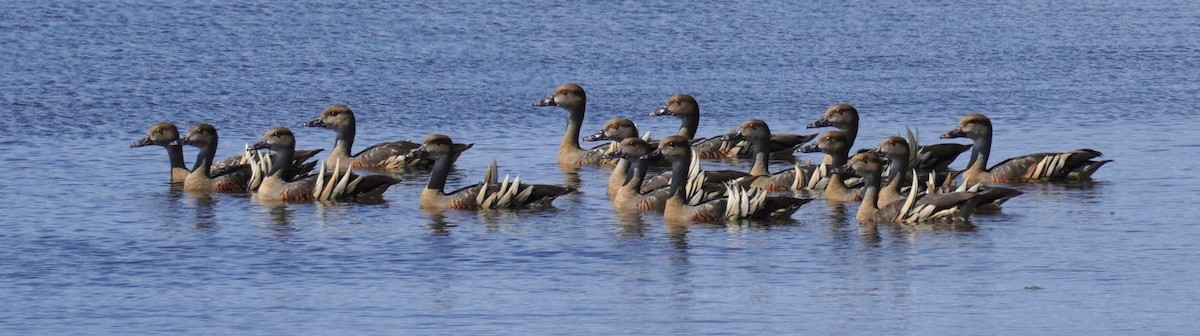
[872,135,919,205]
[132,122,295,184]
[583,117,645,144]
[582,116,661,167]
[172,124,255,192]
[795,131,859,202]
[726,119,818,192]
[409,134,575,210]
[646,135,811,223]
[836,152,987,224]
[249,127,401,202]
[590,119,655,197]
[808,103,970,171]
[940,113,1111,185]
[605,138,672,212]
[303,104,471,170]
[648,94,815,159]
[532,83,611,166]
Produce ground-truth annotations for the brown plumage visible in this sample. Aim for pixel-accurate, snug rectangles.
[411,134,575,210]
[941,113,1111,185]
[649,94,815,159]
[250,127,400,203]
[303,104,472,170]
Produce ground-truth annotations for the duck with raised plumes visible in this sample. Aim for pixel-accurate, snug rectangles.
[941,113,1111,185]
[409,134,576,210]
[249,127,401,202]
[645,135,811,224]
[837,152,987,224]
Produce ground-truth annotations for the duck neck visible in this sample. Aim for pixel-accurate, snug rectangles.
[667,154,690,201]
[269,144,294,178]
[858,170,882,219]
[561,105,585,152]
[677,114,699,139]
[190,140,218,176]
[966,129,992,172]
[749,136,771,176]
[333,122,356,158]
[425,155,454,193]
[165,142,187,171]
[883,153,909,195]
[610,156,630,188]
[830,147,849,168]
[840,123,859,149]
[627,158,650,192]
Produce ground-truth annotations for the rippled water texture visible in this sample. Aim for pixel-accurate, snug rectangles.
[2,0,1198,334]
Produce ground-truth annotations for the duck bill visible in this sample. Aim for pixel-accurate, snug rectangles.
[303,118,326,128]
[603,150,625,159]
[250,139,271,151]
[941,127,966,139]
[640,149,664,161]
[796,143,821,153]
[648,106,674,117]
[725,132,747,142]
[130,137,156,148]
[405,147,430,160]
[830,165,856,175]
[582,130,609,142]
[807,117,832,128]
[532,95,557,107]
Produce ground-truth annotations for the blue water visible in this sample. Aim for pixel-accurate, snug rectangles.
[2,0,1198,334]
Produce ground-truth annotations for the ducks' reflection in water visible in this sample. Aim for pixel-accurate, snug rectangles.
[186,192,218,230]
[422,209,454,236]
[557,163,584,205]
[614,211,648,238]
[664,222,691,261]
[262,203,299,240]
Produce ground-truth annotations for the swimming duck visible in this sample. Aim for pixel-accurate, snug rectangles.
[249,127,400,202]
[796,131,858,202]
[940,113,1111,185]
[606,138,673,212]
[409,134,575,210]
[648,94,815,159]
[837,152,986,224]
[582,116,659,167]
[646,135,811,223]
[532,83,610,166]
[726,119,818,192]
[172,124,255,192]
[303,104,471,170]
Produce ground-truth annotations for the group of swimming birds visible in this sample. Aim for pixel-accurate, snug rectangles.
[132,83,1112,224]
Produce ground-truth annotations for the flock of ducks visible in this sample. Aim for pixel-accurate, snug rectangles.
[132,83,1112,225]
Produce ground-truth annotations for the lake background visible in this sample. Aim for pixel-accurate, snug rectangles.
[2,0,1198,334]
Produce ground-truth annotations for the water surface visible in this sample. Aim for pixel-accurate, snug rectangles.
[1,0,1198,334]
